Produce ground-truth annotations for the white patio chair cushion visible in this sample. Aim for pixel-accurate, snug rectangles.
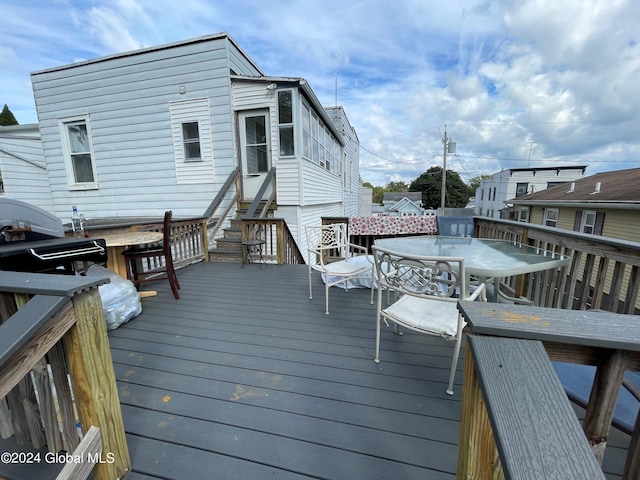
[322,255,375,289]
[382,295,462,338]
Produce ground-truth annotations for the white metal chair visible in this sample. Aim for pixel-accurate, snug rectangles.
[306,224,374,314]
[372,245,487,395]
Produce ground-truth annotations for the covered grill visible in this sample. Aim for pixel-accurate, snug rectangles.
[0,198,107,274]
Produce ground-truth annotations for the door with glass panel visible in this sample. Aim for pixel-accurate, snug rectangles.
[239,110,272,200]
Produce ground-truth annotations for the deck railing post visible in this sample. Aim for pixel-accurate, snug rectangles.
[63,288,131,480]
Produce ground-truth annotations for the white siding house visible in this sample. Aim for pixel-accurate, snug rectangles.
[29,33,360,253]
[0,124,53,212]
[475,166,587,220]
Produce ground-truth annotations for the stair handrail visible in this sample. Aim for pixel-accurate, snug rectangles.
[203,167,240,242]
[244,167,276,219]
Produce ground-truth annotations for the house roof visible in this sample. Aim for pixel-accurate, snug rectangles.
[383,192,421,203]
[511,167,640,207]
[505,165,587,175]
[31,32,264,76]
[388,197,422,212]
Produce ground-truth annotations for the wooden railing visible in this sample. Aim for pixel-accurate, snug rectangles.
[459,334,607,480]
[475,217,640,314]
[203,167,241,251]
[134,217,207,267]
[241,218,305,265]
[0,272,130,480]
[327,216,640,315]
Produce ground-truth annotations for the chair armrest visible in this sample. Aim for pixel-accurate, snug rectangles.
[347,243,368,255]
[465,282,487,302]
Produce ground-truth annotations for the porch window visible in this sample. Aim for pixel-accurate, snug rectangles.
[543,208,559,227]
[278,90,294,157]
[182,122,202,161]
[300,99,341,175]
[60,117,97,189]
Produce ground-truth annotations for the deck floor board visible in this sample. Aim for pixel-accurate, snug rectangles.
[106,261,629,480]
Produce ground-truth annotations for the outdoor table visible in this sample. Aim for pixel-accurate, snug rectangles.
[374,236,571,300]
[457,300,640,478]
[97,231,163,297]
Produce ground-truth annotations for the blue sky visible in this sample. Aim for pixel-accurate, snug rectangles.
[2,0,639,186]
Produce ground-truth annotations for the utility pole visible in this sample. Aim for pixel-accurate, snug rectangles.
[440,126,455,216]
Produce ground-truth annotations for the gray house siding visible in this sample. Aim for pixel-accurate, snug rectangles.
[0,124,53,211]
[31,34,261,220]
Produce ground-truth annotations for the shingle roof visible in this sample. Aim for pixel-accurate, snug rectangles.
[511,167,640,204]
[383,192,422,203]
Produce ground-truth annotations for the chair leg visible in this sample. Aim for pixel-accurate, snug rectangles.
[308,267,313,300]
[374,290,383,363]
[166,259,180,300]
[447,331,464,396]
[374,318,382,364]
[324,280,330,315]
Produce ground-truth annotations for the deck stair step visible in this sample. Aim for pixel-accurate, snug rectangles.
[207,200,277,263]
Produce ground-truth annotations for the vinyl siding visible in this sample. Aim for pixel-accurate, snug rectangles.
[301,160,343,205]
[325,106,360,216]
[528,205,640,311]
[30,35,258,219]
[0,126,53,211]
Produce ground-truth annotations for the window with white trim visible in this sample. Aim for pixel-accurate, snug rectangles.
[60,117,98,189]
[580,210,597,234]
[518,207,529,222]
[277,90,294,156]
[301,99,341,175]
[182,122,202,161]
[543,208,559,227]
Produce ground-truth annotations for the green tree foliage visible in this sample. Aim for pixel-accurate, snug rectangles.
[385,181,408,192]
[362,181,386,205]
[0,104,19,126]
[468,174,492,193]
[409,166,473,209]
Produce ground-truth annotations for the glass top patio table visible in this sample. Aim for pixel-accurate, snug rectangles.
[373,236,571,280]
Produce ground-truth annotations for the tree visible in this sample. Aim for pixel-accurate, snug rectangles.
[0,104,18,126]
[468,174,492,193]
[385,181,408,192]
[362,181,385,205]
[409,166,473,209]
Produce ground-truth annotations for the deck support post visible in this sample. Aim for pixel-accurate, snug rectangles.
[457,339,504,479]
[63,288,131,480]
[583,349,627,464]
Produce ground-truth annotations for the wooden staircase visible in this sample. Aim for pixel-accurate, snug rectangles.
[208,200,276,263]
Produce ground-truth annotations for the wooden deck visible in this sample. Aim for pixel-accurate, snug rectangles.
[107,261,631,480]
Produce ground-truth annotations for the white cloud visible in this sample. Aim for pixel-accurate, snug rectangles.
[1,0,638,186]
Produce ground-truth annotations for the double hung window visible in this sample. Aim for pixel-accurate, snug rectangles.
[61,117,97,189]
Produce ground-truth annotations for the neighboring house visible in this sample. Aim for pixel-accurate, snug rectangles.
[0,124,53,212]
[383,197,424,216]
[382,192,422,208]
[28,33,360,253]
[475,166,587,219]
[509,167,640,242]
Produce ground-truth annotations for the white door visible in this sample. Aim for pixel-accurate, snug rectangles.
[239,110,272,200]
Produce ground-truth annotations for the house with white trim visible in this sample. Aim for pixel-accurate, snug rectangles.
[28,33,360,253]
[0,124,53,212]
[475,166,587,220]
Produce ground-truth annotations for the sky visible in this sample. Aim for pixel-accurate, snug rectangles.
[2,0,639,187]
